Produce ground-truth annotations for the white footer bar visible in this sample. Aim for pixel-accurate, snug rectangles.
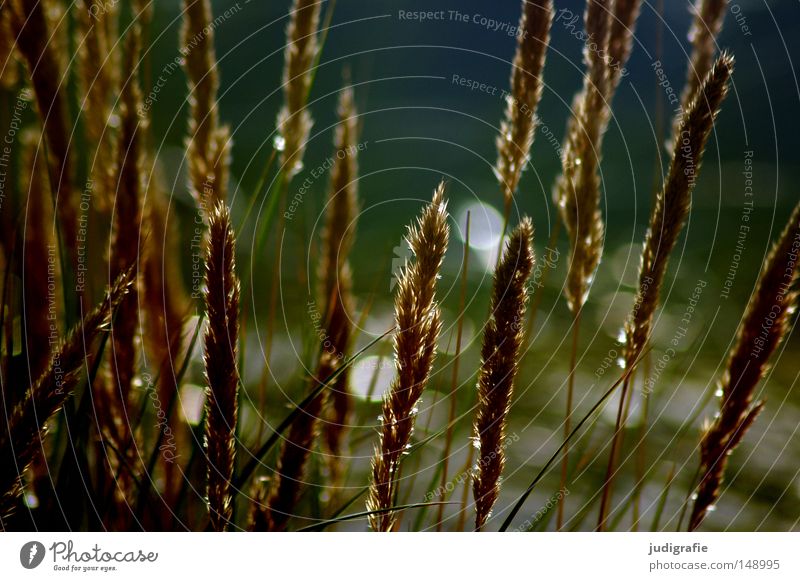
[1,532,797,579]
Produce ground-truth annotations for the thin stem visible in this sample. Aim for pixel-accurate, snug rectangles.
[499,353,644,532]
[456,445,476,532]
[557,307,581,530]
[677,463,703,531]
[254,178,289,444]
[395,381,442,531]
[495,196,512,267]
[632,351,652,530]
[650,462,676,532]
[234,329,391,494]
[436,212,470,531]
[596,370,634,531]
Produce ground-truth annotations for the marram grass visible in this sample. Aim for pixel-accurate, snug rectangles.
[0,0,797,535]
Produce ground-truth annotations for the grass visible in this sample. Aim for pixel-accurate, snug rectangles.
[0,0,798,532]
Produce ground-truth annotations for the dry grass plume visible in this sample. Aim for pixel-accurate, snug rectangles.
[278,0,321,179]
[555,0,641,529]
[320,79,359,487]
[203,202,241,532]
[556,0,617,313]
[608,0,641,91]
[142,182,190,504]
[368,182,449,532]
[472,218,535,531]
[255,82,359,531]
[682,0,729,113]
[495,0,552,212]
[20,130,58,381]
[9,0,77,260]
[77,0,120,212]
[597,53,734,530]
[102,26,145,480]
[623,54,733,369]
[689,202,800,530]
[672,0,729,143]
[0,4,21,88]
[182,0,230,210]
[0,271,132,525]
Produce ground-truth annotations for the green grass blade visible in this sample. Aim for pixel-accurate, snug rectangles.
[651,463,677,531]
[296,501,457,532]
[136,313,205,516]
[413,462,444,531]
[233,328,392,492]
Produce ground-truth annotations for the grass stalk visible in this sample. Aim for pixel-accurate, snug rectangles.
[597,53,733,530]
[367,183,449,532]
[436,211,470,531]
[473,219,535,531]
[557,307,581,530]
[202,203,241,531]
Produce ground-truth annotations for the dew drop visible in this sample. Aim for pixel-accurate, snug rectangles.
[273,134,286,152]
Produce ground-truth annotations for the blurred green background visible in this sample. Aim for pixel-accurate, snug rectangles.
[142,0,800,530]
